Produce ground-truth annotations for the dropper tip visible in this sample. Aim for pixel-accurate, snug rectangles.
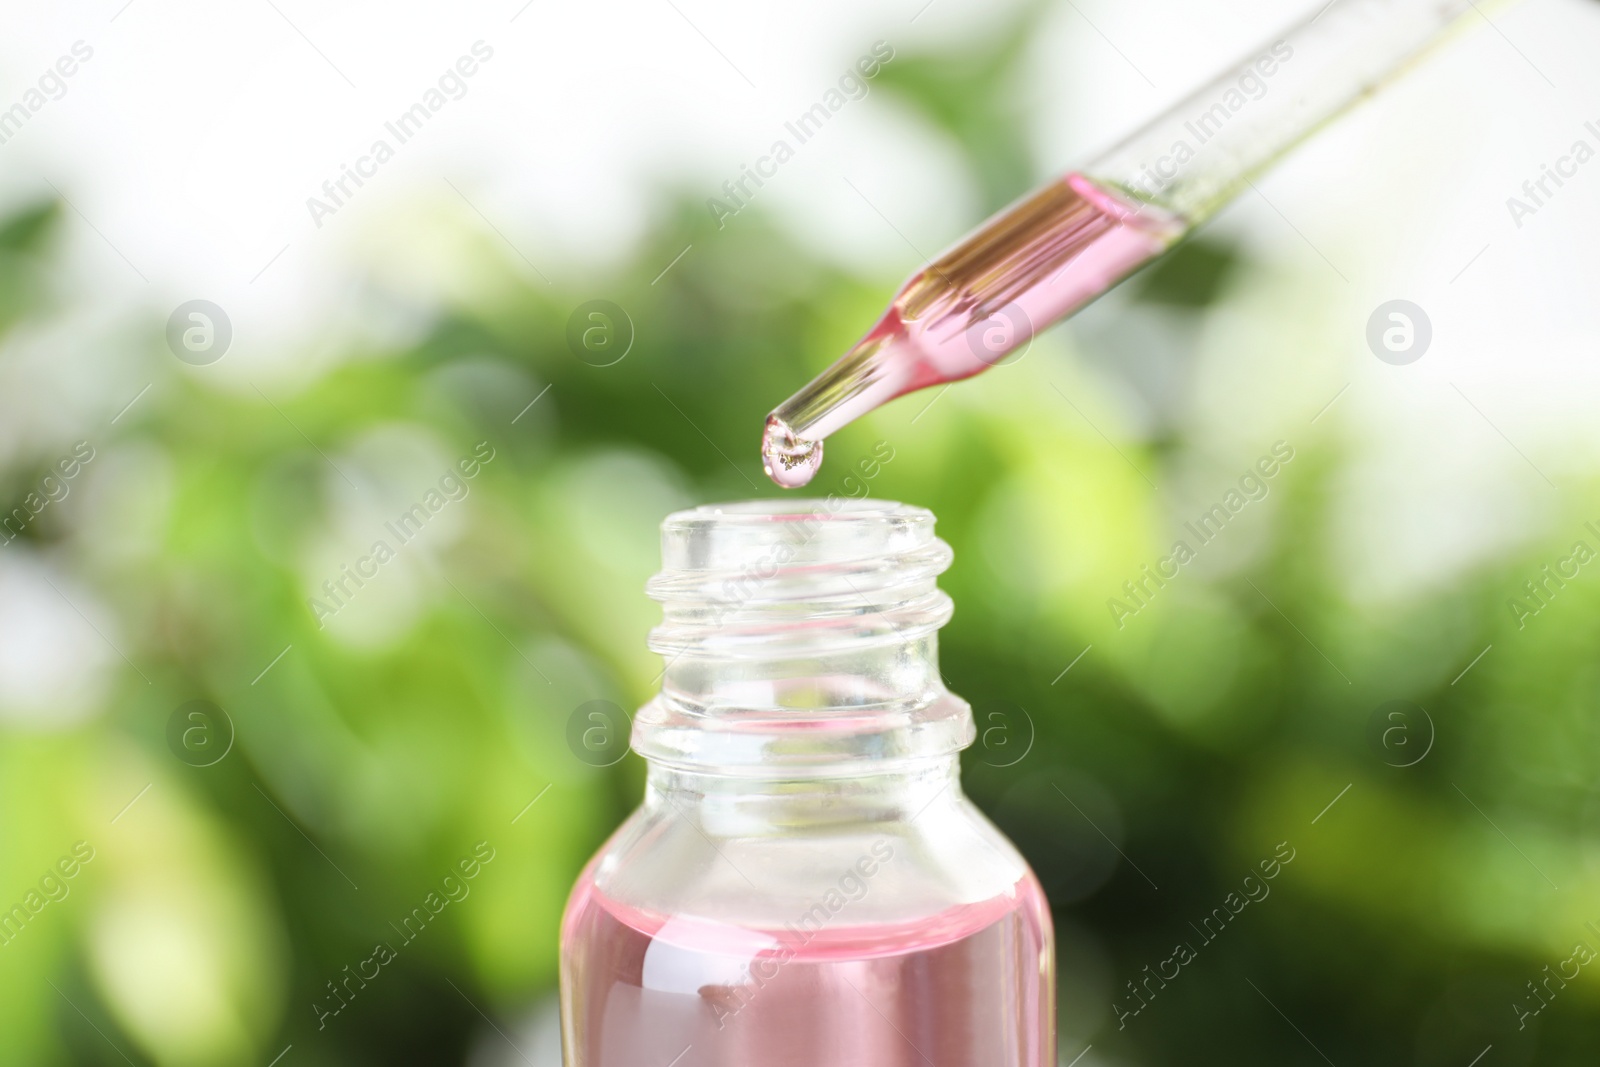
[761,414,824,489]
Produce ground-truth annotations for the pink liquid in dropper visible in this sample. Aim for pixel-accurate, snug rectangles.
[764,173,1180,487]
[560,870,1054,1066]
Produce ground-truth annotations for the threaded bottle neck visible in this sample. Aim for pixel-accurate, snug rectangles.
[633,500,973,777]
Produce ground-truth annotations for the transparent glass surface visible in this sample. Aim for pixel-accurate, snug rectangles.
[762,0,1481,483]
[1085,0,1480,222]
[559,501,1056,1066]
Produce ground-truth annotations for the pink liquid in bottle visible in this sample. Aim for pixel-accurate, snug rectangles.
[561,868,1054,1067]
[764,173,1181,487]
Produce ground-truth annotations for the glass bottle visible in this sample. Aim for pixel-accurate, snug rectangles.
[559,500,1055,1066]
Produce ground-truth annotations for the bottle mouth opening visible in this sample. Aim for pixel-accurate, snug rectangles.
[647,499,952,645]
[656,499,936,573]
[662,499,924,523]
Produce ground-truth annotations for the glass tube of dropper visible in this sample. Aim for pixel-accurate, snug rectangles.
[761,0,1485,488]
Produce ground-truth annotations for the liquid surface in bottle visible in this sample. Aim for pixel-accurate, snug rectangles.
[560,870,1054,1066]
[762,173,1179,488]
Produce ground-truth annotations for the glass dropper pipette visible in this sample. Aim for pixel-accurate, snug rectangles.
[762,0,1487,488]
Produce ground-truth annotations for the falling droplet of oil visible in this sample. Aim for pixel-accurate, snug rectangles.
[761,415,823,489]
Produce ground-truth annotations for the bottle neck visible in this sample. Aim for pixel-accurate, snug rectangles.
[635,636,973,779]
[645,757,964,833]
[633,501,975,779]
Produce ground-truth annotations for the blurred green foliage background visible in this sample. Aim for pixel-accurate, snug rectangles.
[1,6,1596,1066]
